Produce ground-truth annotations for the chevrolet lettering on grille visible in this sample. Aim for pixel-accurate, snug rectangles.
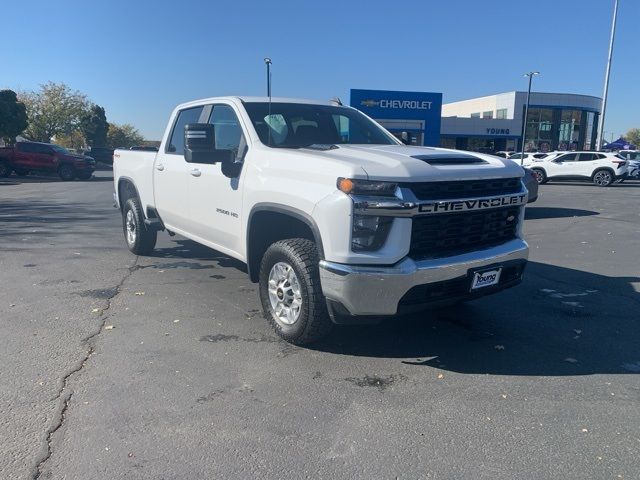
[418,193,527,214]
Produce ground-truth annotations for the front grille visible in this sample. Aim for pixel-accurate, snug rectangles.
[405,177,521,201]
[409,207,519,259]
[398,261,526,307]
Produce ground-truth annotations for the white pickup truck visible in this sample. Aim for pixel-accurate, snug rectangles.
[113,96,529,344]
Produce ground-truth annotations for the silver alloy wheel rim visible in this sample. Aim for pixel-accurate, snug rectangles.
[534,170,544,183]
[268,262,302,325]
[594,171,611,186]
[125,209,137,245]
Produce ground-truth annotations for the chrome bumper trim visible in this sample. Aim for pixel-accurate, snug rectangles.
[319,239,529,316]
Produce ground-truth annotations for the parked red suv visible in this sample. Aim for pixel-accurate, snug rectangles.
[0,142,96,180]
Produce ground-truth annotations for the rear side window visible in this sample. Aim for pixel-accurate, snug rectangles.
[166,106,204,154]
[19,143,36,153]
[578,153,597,161]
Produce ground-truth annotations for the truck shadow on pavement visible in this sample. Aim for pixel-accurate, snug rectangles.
[151,239,247,272]
[312,261,640,376]
[524,207,599,219]
[0,174,113,185]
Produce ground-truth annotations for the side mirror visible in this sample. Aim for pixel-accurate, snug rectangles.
[400,131,410,145]
[184,123,231,164]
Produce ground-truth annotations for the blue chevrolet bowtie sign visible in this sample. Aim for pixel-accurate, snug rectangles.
[350,89,443,147]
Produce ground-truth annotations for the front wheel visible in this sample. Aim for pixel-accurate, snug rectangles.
[122,198,157,255]
[14,168,29,177]
[76,172,93,180]
[592,169,614,187]
[58,164,75,181]
[531,168,547,184]
[259,238,332,345]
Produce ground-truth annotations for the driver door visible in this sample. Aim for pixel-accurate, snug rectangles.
[546,152,578,178]
[186,103,247,258]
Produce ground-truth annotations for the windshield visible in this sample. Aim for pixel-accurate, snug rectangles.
[51,144,70,154]
[243,102,398,148]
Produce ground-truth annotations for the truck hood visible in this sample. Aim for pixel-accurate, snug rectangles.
[300,144,523,182]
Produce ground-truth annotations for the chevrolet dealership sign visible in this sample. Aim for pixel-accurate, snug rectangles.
[360,99,433,110]
[351,89,443,147]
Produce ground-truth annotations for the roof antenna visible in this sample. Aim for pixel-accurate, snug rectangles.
[264,57,272,146]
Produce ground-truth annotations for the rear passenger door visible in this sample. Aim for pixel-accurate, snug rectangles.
[153,105,204,232]
[186,103,247,257]
[576,153,598,176]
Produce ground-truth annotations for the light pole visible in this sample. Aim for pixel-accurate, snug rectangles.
[596,0,620,151]
[264,57,272,97]
[519,71,539,165]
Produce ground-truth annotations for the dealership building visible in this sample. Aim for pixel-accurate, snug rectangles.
[350,89,602,152]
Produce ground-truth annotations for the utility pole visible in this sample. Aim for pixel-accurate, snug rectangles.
[519,71,539,165]
[596,0,619,151]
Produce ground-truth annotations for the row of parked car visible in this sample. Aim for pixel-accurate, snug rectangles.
[0,142,159,181]
[496,150,638,187]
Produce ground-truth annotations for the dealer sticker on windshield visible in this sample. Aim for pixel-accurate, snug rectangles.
[471,268,502,290]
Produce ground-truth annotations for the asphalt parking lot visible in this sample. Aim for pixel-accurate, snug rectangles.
[1,172,639,479]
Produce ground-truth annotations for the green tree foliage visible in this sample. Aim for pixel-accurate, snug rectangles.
[80,104,108,147]
[624,128,640,148]
[0,89,28,144]
[20,82,90,142]
[107,123,145,149]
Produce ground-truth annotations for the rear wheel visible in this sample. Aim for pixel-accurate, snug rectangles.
[122,198,157,255]
[259,238,332,345]
[592,169,613,187]
[58,164,75,181]
[531,168,547,184]
[0,161,11,178]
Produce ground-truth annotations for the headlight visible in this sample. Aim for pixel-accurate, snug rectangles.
[352,214,393,251]
[337,178,398,197]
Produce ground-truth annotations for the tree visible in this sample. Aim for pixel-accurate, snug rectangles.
[624,128,640,148]
[0,89,28,144]
[107,123,145,149]
[20,82,90,142]
[80,104,108,148]
[54,130,87,150]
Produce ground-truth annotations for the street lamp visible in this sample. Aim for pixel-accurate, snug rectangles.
[264,57,272,97]
[596,0,620,151]
[519,71,540,166]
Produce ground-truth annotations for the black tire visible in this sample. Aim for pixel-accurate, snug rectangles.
[14,168,29,177]
[531,168,547,184]
[76,172,93,180]
[122,198,157,255]
[58,164,76,181]
[259,238,332,345]
[592,169,614,187]
[0,161,11,178]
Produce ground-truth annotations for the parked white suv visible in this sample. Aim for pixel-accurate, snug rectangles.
[528,151,628,186]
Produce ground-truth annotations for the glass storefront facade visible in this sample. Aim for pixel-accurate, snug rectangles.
[523,106,599,152]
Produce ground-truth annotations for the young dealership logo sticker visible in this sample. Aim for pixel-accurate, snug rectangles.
[486,128,511,135]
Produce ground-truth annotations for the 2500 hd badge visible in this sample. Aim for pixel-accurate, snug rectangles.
[419,193,527,214]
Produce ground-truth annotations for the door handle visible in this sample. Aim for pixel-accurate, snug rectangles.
[190,168,201,177]
[155,164,165,171]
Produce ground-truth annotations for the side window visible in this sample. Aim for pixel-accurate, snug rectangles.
[578,153,596,161]
[596,153,608,159]
[20,143,35,153]
[166,106,204,154]
[207,105,245,157]
[558,153,578,162]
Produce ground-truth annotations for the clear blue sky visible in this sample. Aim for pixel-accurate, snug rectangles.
[1,0,637,141]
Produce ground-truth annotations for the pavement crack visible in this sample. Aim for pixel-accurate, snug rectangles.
[31,258,139,479]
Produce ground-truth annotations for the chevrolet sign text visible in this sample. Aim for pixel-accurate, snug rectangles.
[418,193,527,214]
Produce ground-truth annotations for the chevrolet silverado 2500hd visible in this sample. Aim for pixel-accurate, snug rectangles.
[113,97,529,344]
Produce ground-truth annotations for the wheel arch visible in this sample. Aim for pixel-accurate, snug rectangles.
[117,177,141,212]
[246,204,324,283]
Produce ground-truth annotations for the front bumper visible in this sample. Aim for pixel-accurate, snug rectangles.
[319,238,529,316]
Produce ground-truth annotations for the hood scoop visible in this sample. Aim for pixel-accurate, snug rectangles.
[301,144,339,151]
[411,153,487,165]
